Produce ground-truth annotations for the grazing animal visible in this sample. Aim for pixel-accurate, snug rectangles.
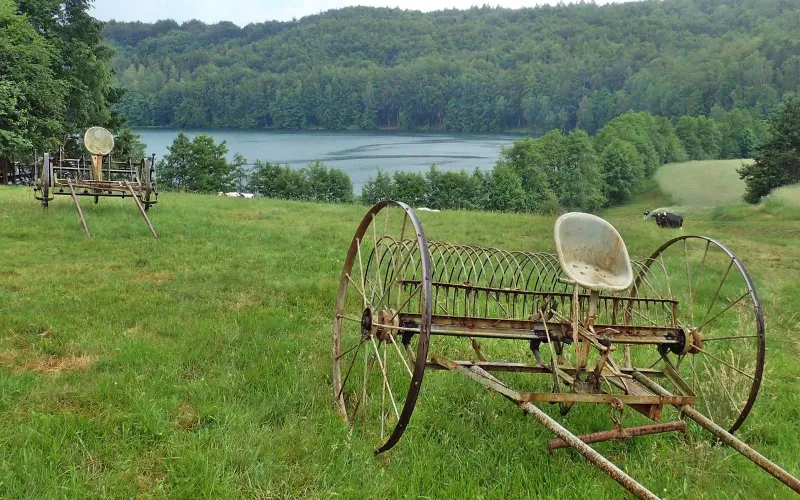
[653,211,683,228]
[218,192,255,199]
[416,207,441,213]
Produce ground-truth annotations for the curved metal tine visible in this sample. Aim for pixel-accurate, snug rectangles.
[699,259,735,328]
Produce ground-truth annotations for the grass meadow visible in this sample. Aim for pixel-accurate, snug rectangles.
[654,160,752,208]
[1,163,800,498]
[770,184,800,208]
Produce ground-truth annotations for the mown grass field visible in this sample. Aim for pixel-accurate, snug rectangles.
[654,160,752,208]
[1,164,800,498]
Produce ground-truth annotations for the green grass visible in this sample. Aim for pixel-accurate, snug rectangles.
[770,183,800,208]
[655,159,752,208]
[1,182,800,498]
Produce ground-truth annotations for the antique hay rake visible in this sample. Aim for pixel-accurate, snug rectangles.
[332,201,800,499]
[33,127,159,238]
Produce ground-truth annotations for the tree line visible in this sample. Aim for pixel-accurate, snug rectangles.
[105,1,800,135]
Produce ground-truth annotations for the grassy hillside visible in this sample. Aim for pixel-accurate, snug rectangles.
[1,183,799,497]
[654,159,751,208]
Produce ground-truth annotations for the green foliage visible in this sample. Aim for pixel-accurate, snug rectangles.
[676,115,723,160]
[113,128,147,160]
[740,94,800,203]
[361,169,394,206]
[0,0,64,158]
[392,171,427,207]
[601,138,643,204]
[157,133,237,193]
[486,165,527,212]
[105,2,800,133]
[248,160,354,203]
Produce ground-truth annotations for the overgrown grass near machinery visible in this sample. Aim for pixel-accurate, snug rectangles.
[0,179,798,497]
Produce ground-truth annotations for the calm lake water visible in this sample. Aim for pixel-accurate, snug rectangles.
[134,129,521,193]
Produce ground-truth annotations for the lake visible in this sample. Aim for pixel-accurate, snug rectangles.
[133,129,522,193]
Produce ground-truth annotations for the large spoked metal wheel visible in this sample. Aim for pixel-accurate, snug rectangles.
[628,236,765,433]
[333,201,432,454]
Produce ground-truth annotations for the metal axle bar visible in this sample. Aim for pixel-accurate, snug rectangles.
[432,354,659,500]
[547,421,687,452]
[632,371,800,495]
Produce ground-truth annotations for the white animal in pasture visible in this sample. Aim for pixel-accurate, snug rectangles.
[218,192,255,199]
[416,207,440,213]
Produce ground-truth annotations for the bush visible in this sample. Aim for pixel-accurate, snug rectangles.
[158,133,238,193]
[361,169,394,205]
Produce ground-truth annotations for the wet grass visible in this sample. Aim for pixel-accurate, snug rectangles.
[654,159,752,208]
[1,181,799,498]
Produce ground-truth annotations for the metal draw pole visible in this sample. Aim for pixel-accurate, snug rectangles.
[632,371,800,495]
[432,354,659,500]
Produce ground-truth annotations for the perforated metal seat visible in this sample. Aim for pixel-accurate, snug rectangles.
[553,212,633,293]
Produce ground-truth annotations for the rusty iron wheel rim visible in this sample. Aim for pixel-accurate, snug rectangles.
[628,235,765,433]
[332,200,431,454]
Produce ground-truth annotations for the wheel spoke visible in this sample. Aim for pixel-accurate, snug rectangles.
[698,292,750,331]
[703,335,760,342]
[388,333,414,377]
[683,239,694,325]
[696,348,755,381]
[700,259,734,326]
[336,337,365,361]
[344,274,370,311]
[371,337,400,420]
[336,341,365,400]
[693,240,711,293]
[356,237,368,308]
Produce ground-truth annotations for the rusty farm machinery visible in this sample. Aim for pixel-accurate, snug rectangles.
[33,127,159,238]
[332,201,800,498]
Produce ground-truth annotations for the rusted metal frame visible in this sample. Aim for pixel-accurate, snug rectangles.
[632,371,800,495]
[423,360,667,378]
[432,354,659,500]
[547,421,687,452]
[400,280,679,307]
[66,180,91,238]
[519,392,694,405]
[399,313,681,344]
[125,182,158,238]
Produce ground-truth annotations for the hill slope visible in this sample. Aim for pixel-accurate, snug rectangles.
[105,0,800,132]
[1,184,799,496]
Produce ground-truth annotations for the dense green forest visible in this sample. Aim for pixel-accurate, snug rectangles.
[105,0,800,134]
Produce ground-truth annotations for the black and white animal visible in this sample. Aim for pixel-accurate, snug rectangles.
[644,210,683,228]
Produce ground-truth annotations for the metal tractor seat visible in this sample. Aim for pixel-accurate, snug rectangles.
[554,212,634,293]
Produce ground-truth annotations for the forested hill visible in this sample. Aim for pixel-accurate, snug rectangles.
[106,0,800,133]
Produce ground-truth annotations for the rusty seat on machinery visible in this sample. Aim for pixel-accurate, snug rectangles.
[553,212,633,293]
